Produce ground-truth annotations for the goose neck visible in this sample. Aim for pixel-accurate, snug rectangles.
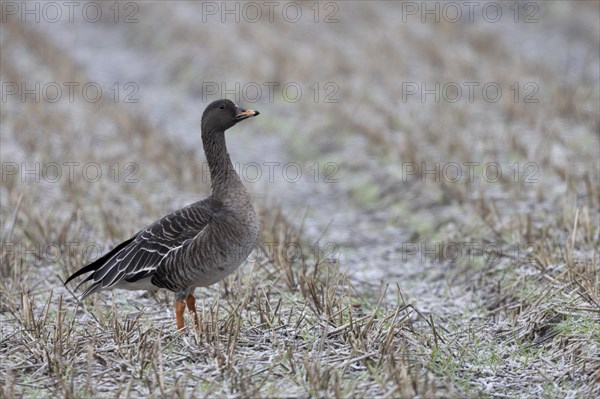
[202,129,241,198]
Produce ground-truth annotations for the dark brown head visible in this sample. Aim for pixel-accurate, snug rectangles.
[201,99,259,132]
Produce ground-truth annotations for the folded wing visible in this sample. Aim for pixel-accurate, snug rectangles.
[65,198,216,298]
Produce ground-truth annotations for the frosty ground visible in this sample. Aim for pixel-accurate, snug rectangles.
[1,2,599,398]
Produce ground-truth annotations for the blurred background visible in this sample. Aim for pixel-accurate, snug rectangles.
[1,1,599,397]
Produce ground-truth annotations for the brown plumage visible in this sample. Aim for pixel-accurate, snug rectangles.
[65,99,260,330]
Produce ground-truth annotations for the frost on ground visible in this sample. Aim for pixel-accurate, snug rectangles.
[1,2,599,398]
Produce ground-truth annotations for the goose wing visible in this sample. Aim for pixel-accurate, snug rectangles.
[65,198,217,298]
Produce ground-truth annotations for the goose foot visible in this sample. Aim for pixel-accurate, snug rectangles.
[185,294,201,332]
[174,295,201,332]
[175,299,186,330]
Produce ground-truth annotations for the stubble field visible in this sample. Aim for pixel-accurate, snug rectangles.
[1,1,599,398]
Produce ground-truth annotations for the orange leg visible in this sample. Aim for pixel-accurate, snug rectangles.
[185,294,201,331]
[175,299,186,330]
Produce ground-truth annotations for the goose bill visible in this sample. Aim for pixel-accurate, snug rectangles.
[235,108,259,120]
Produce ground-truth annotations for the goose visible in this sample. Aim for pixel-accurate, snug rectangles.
[65,99,260,330]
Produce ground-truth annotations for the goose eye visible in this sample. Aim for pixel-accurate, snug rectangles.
[219,104,225,110]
